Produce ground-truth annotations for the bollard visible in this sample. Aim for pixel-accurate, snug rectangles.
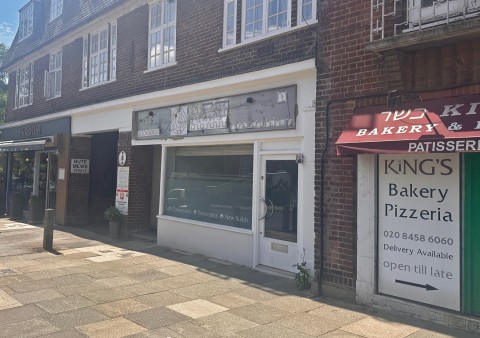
[43,209,55,251]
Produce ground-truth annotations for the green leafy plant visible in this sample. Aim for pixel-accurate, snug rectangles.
[104,206,122,222]
[293,248,311,290]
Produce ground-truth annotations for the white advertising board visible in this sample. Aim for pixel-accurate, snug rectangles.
[115,167,129,215]
[378,153,460,310]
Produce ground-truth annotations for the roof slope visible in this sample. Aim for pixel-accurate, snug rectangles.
[1,0,128,70]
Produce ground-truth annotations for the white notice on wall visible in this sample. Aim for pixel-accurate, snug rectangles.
[378,153,460,311]
[71,159,90,174]
[115,166,129,215]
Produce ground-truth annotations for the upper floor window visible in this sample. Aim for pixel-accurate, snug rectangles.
[50,0,63,21]
[224,0,315,47]
[45,50,62,99]
[15,63,34,108]
[82,22,117,88]
[19,3,34,42]
[148,0,177,70]
[298,0,316,25]
[243,0,290,40]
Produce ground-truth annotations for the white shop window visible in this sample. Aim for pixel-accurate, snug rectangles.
[18,3,34,42]
[15,63,34,108]
[164,145,253,230]
[148,0,177,70]
[44,50,62,99]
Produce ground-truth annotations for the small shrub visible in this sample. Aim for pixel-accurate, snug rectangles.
[293,248,311,290]
[104,206,122,222]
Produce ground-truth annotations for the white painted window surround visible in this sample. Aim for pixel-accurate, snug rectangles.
[223,0,316,48]
[15,63,34,108]
[44,50,62,99]
[82,22,117,88]
[50,0,63,21]
[148,0,177,70]
[18,3,34,42]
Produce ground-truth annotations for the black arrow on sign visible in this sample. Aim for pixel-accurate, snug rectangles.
[395,279,438,291]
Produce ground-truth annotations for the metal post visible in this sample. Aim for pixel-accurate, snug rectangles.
[43,209,55,251]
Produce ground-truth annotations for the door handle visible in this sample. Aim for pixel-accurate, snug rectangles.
[258,197,268,220]
[266,198,274,219]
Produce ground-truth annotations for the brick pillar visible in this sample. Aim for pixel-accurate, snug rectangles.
[117,132,153,234]
[67,136,91,225]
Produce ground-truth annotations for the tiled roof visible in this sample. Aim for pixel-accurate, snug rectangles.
[1,0,128,70]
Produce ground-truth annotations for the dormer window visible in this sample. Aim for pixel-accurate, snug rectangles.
[50,0,63,21]
[18,3,34,42]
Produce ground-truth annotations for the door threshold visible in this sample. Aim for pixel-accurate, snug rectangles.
[255,264,295,279]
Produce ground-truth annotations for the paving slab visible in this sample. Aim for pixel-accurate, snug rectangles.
[125,327,184,338]
[195,312,259,336]
[81,287,136,304]
[168,320,220,338]
[236,322,314,338]
[76,317,147,338]
[263,294,323,313]
[228,303,291,324]
[11,288,65,305]
[308,304,370,325]
[125,306,190,329]
[94,298,152,317]
[43,307,110,329]
[0,288,22,310]
[167,299,228,319]
[207,292,257,309]
[0,317,60,338]
[36,295,96,314]
[276,313,347,336]
[134,290,192,307]
[0,303,47,325]
[341,316,421,338]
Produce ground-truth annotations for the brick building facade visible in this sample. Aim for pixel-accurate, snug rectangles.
[0,0,318,274]
[318,0,480,331]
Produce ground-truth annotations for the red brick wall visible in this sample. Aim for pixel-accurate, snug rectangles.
[6,0,317,123]
[316,1,480,294]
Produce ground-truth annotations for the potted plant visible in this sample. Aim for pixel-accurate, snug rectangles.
[29,195,44,224]
[104,206,122,239]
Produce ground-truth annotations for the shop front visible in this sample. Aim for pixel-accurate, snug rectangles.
[336,95,480,325]
[0,118,70,223]
[132,75,316,272]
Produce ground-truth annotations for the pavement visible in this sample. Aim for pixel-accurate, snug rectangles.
[0,218,477,338]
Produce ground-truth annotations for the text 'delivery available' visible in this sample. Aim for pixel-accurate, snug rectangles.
[378,153,460,311]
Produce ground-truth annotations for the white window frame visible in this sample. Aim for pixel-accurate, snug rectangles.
[15,63,34,109]
[241,0,291,43]
[44,50,62,99]
[297,0,316,26]
[18,3,34,42]
[223,0,237,47]
[50,0,63,21]
[82,22,116,89]
[148,0,177,71]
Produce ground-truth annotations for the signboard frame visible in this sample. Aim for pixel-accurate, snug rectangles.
[376,153,463,311]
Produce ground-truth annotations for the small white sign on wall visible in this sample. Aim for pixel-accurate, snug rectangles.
[71,159,90,174]
[378,153,460,311]
[115,166,129,215]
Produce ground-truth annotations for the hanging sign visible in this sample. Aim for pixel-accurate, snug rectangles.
[378,153,460,310]
[115,166,129,215]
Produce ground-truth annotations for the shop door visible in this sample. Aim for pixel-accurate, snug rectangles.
[258,156,299,272]
[464,153,480,315]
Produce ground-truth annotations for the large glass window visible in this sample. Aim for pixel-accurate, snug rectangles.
[164,145,253,229]
[19,3,34,42]
[15,63,34,108]
[50,0,63,21]
[45,50,62,99]
[148,0,177,70]
[82,22,117,88]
